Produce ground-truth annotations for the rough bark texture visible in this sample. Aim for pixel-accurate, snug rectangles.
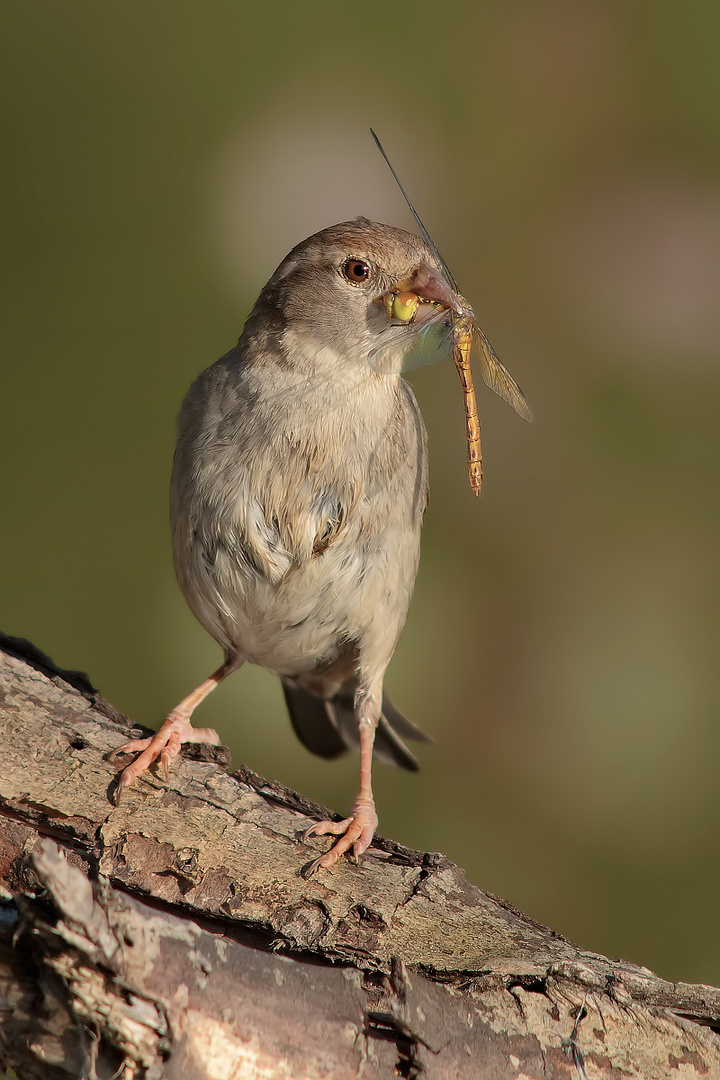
[0,634,718,1079]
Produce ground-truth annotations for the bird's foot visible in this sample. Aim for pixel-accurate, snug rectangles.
[111,713,220,798]
[302,796,379,875]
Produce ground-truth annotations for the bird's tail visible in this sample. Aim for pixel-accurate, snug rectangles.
[281,679,431,771]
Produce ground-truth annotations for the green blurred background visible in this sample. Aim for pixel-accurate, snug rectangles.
[2,2,719,984]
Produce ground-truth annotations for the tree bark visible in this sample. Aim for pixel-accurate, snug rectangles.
[0,634,718,1079]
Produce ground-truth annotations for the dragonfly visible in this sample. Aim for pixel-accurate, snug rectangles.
[370,129,532,495]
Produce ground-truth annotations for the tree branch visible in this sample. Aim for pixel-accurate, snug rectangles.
[1,634,718,1078]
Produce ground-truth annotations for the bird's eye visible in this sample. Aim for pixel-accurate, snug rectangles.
[342,258,372,284]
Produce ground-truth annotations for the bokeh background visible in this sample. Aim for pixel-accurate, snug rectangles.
[2,2,719,985]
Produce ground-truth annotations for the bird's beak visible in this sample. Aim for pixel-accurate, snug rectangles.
[379,263,463,324]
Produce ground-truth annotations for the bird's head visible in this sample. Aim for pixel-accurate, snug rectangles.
[253,218,469,377]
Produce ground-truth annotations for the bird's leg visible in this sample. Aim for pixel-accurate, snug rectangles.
[303,687,380,874]
[112,656,241,796]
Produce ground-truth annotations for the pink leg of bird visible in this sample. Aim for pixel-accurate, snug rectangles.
[303,719,379,874]
[113,657,239,797]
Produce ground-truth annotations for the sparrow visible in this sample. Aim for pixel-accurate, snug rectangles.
[115,218,491,872]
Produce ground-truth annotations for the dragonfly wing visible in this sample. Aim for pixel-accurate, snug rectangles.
[473,326,533,422]
[368,306,454,374]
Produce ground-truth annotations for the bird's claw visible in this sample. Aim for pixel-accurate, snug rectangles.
[301,801,378,874]
[111,714,220,797]
[301,815,354,843]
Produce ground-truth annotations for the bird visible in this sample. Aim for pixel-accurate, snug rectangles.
[113,217,525,873]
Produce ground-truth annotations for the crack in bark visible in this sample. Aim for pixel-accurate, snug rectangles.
[363,1009,429,1079]
[562,1003,589,1079]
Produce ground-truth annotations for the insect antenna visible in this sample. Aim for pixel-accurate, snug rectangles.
[370,128,459,292]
